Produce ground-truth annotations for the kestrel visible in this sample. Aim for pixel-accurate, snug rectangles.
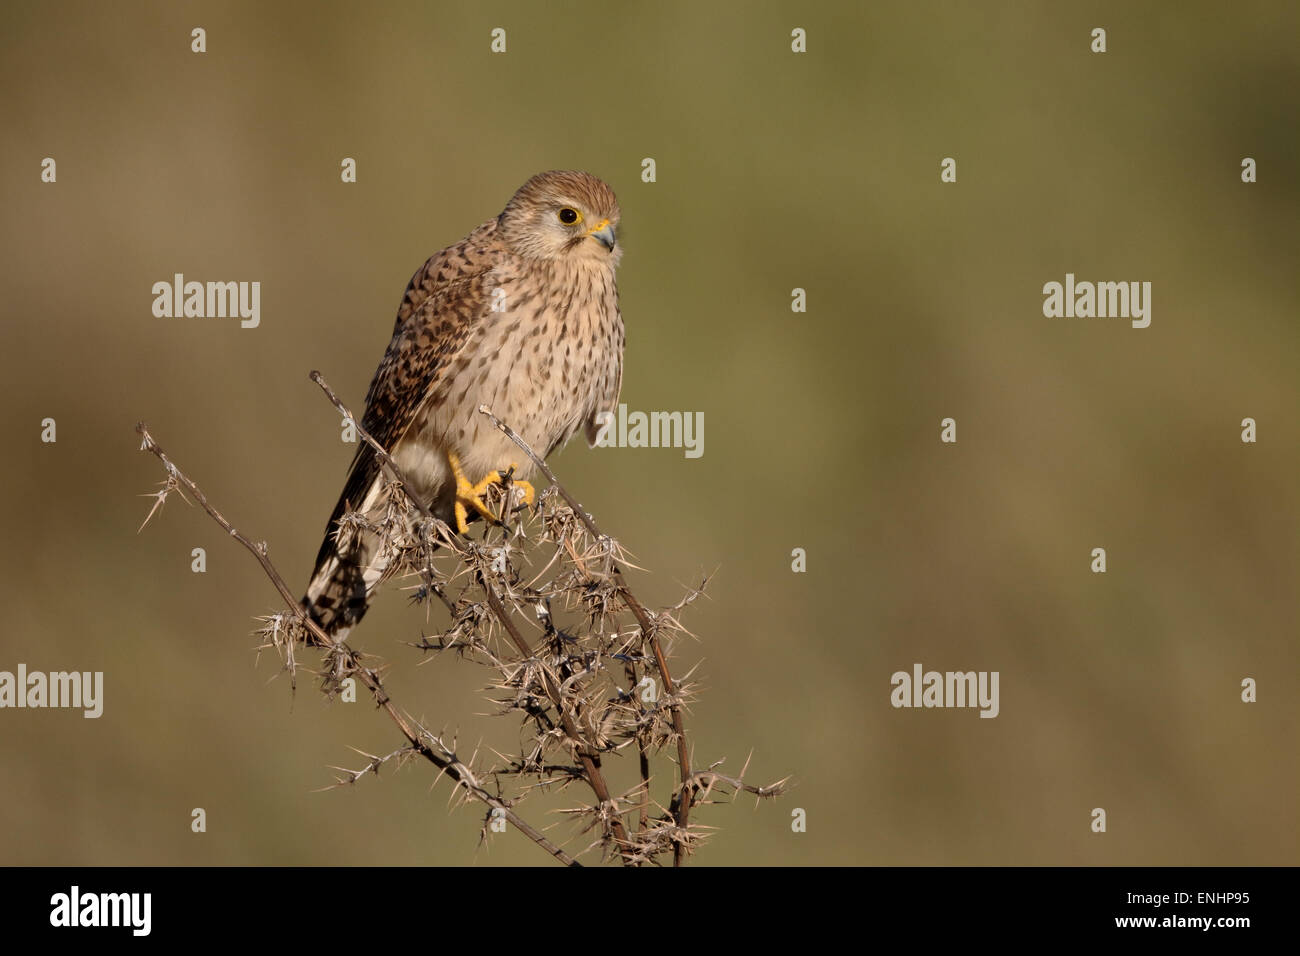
[303,170,624,637]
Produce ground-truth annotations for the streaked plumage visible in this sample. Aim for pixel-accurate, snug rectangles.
[303,171,624,637]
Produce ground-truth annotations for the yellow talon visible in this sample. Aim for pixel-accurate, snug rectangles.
[447,451,535,533]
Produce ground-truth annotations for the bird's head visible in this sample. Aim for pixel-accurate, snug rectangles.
[498,170,621,265]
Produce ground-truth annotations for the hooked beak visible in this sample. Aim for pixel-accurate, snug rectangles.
[586,219,616,251]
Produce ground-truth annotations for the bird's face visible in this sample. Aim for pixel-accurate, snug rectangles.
[499,171,622,266]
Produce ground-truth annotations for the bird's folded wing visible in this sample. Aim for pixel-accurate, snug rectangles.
[311,221,499,571]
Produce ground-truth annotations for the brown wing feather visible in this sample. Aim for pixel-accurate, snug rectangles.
[304,220,499,625]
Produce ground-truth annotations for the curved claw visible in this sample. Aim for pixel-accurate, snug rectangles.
[447,452,535,533]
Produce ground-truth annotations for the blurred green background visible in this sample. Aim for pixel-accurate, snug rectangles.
[1,0,1296,865]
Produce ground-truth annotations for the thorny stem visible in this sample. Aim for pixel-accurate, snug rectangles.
[477,404,696,866]
[134,374,783,867]
[625,657,652,834]
[134,421,579,867]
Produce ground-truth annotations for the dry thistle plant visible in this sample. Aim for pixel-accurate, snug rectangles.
[134,372,787,866]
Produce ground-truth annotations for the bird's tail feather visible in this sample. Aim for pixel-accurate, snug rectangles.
[301,548,374,641]
[301,470,393,640]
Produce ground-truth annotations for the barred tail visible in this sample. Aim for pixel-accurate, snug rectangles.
[302,545,374,641]
[301,467,390,640]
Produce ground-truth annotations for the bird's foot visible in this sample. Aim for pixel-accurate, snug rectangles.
[448,451,535,533]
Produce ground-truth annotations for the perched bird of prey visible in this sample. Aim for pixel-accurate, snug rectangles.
[303,170,624,638]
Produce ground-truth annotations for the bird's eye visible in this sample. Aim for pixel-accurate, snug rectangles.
[557,207,582,225]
